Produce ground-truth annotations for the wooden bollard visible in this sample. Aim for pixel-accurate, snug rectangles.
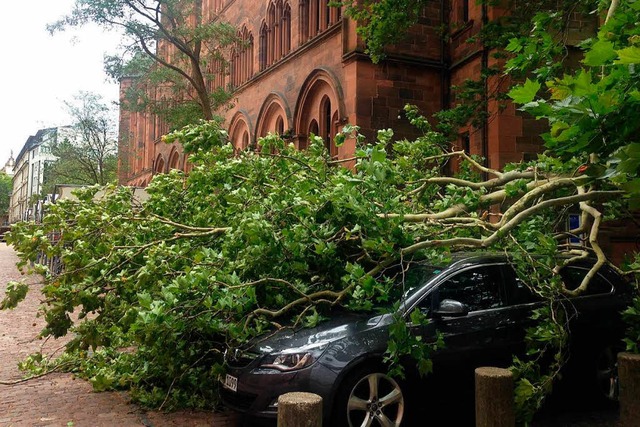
[475,367,515,427]
[277,392,323,427]
[619,352,640,427]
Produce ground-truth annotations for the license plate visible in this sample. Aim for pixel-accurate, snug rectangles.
[224,374,238,392]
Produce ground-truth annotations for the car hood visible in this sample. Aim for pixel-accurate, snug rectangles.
[251,312,393,355]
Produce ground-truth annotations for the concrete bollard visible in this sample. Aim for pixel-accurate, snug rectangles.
[277,392,323,427]
[618,352,640,427]
[475,367,515,427]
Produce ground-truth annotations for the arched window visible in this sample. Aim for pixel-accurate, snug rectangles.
[169,150,180,170]
[300,0,340,41]
[231,26,254,86]
[262,1,292,69]
[242,131,250,149]
[260,22,269,71]
[295,70,344,154]
[229,112,252,152]
[154,154,166,174]
[299,1,309,43]
[282,3,291,56]
[319,96,338,157]
[309,120,319,136]
[276,116,285,135]
[267,4,276,66]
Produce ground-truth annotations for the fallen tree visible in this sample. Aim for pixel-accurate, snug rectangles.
[4,117,638,415]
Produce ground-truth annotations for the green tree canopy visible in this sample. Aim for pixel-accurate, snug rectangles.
[48,0,238,128]
[0,172,12,220]
[43,92,118,190]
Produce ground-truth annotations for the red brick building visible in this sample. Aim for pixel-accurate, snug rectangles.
[117,0,595,187]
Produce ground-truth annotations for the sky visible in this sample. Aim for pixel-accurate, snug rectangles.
[0,1,122,166]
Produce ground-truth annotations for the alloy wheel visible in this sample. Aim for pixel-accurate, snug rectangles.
[347,372,404,427]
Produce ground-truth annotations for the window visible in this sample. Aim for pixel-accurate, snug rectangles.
[231,26,253,86]
[242,131,250,149]
[276,116,285,135]
[321,97,332,152]
[300,0,340,42]
[560,267,614,296]
[434,266,504,312]
[501,265,541,305]
[260,22,269,71]
[261,1,291,70]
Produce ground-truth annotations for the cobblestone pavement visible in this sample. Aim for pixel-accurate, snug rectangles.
[0,243,238,427]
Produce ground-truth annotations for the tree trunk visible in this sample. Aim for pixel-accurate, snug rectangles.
[191,55,213,121]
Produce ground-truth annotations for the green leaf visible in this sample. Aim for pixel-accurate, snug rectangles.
[615,46,640,64]
[622,178,640,194]
[583,40,617,66]
[506,38,523,53]
[0,281,29,310]
[508,79,541,104]
[371,145,387,163]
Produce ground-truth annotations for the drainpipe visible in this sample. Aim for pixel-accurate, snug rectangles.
[481,0,490,177]
[441,0,449,112]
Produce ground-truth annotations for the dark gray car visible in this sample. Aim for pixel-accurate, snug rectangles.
[220,253,631,426]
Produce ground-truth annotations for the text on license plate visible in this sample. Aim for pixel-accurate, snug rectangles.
[224,374,238,392]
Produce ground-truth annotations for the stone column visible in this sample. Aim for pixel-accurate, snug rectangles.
[277,392,323,427]
[619,352,640,427]
[475,367,515,427]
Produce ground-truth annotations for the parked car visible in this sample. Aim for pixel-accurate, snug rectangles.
[220,252,633,426]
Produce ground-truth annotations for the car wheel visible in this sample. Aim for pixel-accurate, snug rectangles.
[334,364,405,427]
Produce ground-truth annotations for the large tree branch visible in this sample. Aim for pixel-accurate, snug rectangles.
[424,150,503,178]
[414,170,537,192]
[561,187,607,297]
[399,190,623,255]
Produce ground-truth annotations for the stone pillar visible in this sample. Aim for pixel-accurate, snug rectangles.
[619,352,640,427]
[475,367,515,427]
[277,392,323,427]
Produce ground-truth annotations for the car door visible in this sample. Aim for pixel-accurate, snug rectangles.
[416,264,513,370]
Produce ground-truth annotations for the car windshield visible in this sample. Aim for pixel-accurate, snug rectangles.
[379,263,444,300]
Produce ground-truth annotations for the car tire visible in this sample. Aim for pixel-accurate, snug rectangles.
[332,363,405,427]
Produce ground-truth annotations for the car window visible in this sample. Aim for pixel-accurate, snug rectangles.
[560,266,614,295]
[501,265,542,305]
[432,265,505,312]
[396,265,443,298]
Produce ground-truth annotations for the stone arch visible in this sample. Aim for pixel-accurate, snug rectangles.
[256,93,292,139]
[168,148,181,171]
[154,154,166,174]
[294,69,345,154]
[229,110,253,151]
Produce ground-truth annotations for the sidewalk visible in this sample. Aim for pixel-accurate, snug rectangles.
[0,243,238,427]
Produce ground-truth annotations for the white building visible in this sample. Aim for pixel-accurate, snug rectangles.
[2,152,15,176]
[9,127,75,223]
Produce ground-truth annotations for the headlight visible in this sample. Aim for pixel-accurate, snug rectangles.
[259,352,315,372]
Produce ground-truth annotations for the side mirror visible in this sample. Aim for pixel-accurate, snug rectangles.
[433,299,469,317]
